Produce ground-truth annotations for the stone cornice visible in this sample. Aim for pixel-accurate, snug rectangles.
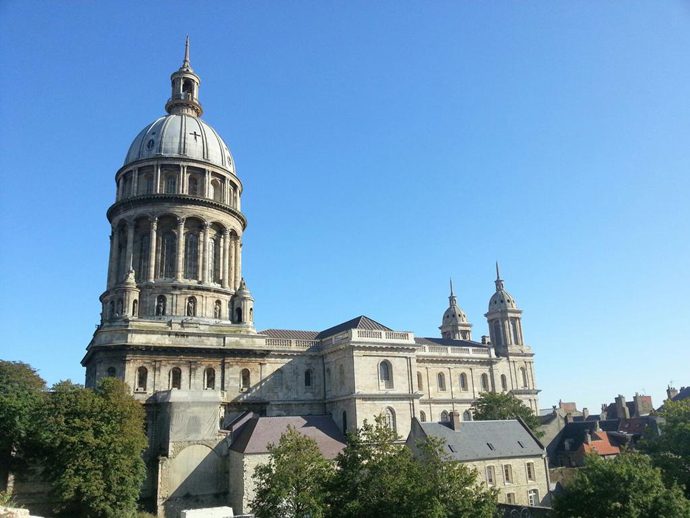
[107,194,247,229]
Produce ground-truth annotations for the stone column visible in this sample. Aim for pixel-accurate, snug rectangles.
[154,164,161,194]
[222,230,230,289]
[205,170,211,198]
[176,217,186,281]
[132,169,139,195]
[228,234,235,290]
[125,222,135,273]
[180,165,187,194]
[107,227,118,289]
[147,218,158,282]
[201,222,210,283]
[234,236,242,289]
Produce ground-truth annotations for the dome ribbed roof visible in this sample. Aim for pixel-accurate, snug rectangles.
[442,305,468,325]
[488,289,518,311]
[124,114,234,172]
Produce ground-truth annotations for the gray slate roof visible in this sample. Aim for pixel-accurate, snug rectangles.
[415,337,488,348]
[230,415,346,459]
[316,315,392,339]
[416,419,544,461]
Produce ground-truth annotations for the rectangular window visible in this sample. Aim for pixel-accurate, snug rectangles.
[485,466,495,485]
[506,493,516,504]
[165,176,177,194]
[528,489,539,506]
[503,464,513,484]
[526,462,535,481]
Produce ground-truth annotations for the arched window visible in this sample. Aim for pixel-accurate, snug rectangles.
[116,226,127,282]
[441,410,449,422]
[459,372,468,391]
[420,410,427,422]
[188,176,199,196]
[143,175,154,194]
[109,300,115,319]
[186,296,196,317]
[132,299,138,317]
[480,373,490,392]
[106,367,116,377]
[204,368,215,390]
[339,364,345,388]
[137,234,149,282]
[116,298,123,316]
[437,372,447,392]
[511,318,520,344]
[170,367,181,389]
[183,79,193,94]
[211,179,222,202]
[501,374,508,392]
[342,411,347,433]
[136,367,148,391]
[240,368,250,390]
[384,407,396,432]
[304,369,312,387]
[520,367,528,388]
[184,233,199,279]
[492,320,502,346]
[379,360,393,389]
[156,295,166,316]
[463,410,472,421]
[417,371,424,391]
[235,307,243,323]
[165,175,177,194]
[210,237,221,283]
[159,231,176,278]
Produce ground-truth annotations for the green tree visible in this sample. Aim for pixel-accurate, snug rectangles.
[0,360,46,487]
[641,399,690,498]
[471,392,543,437]
[251,426,334,518]
[38,378,147,518]
[552,452,690,518]
[329,415,497,518]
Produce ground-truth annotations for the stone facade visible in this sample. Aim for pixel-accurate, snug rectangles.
[81,42,541,516]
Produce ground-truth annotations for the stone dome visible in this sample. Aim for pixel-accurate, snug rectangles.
[442,305,468,325]
[124,114,235,172]
[488,289,518,311]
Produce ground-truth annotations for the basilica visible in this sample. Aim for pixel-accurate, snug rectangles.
[81,41,541,515]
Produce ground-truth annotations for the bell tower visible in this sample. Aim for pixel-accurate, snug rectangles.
[165,36,203,117]
[440,279,472,340]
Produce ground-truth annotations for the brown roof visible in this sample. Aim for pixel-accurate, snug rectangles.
[260,329,319,340]
[580,431,620,456]
[230,415,346,459]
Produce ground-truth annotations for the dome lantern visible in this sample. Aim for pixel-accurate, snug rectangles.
[165,36,203,117]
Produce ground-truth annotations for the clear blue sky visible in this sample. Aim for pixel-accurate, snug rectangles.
[1,1,689,413]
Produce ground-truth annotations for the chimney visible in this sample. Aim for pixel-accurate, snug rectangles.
[594,420,601,432]
[584,430,592,445]
[565,412,574,424]
[582,407,589,419]
[633,394,653,417]
[615,395,630,420]
[667,386,679,401]
[481,335,490,345]
[450,410,461,431]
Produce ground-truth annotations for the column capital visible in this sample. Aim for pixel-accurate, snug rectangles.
[202,221,210,230]
[176,216,186,226]
[222,228,230,237]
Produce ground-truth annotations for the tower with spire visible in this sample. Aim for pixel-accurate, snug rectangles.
[439,279,473,340]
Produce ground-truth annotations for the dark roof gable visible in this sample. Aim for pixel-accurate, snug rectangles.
[316,315,392,339]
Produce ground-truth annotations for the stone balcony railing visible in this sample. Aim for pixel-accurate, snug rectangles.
[321,328,416,348]
[264,338,321,351]
[418,344,494,358]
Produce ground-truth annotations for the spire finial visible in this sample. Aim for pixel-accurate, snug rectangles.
[450,277,454,297]
[494,261,505,290]
[183,35,191,69]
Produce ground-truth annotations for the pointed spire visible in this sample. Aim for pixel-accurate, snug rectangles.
[494,261,505,290]
[448,277,457,307]
[182,35,191,70]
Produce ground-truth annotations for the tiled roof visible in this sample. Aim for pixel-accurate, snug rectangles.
[316,315,392,339]
[230,415,346,459]
[672,386,690,402]
[260,329,319,340]
[415,419,544,461]
[415,337,488,348]
[581,431,620,456]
